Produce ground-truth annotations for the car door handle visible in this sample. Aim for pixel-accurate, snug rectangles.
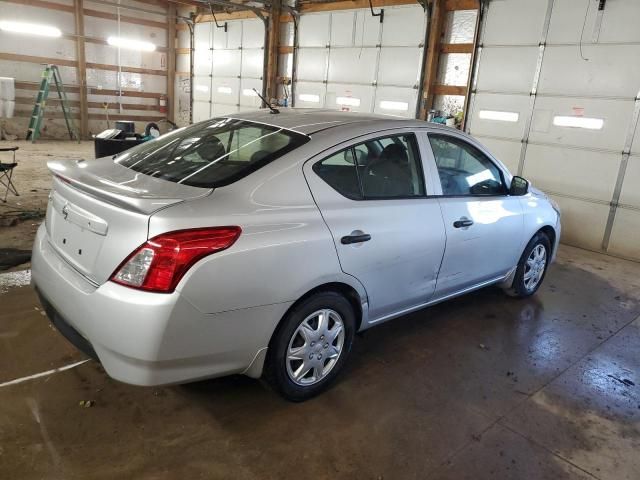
[453,218,474,228]
[341,233,372,245]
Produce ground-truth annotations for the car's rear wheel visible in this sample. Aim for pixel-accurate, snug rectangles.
[505,231,551,298]
[265,291,355,401]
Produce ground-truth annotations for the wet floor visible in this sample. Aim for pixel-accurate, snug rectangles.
[1,244,639,479]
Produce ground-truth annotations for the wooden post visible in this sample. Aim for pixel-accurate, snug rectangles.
[419,0,445,120]
[167,3,177,122]
[266,0,282,102]
[74,0,89,138]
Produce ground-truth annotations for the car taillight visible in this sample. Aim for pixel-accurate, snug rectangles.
[110,227,241,293]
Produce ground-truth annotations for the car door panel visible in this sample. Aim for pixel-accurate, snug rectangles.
[304,131,447,321]
[420,132,525,296]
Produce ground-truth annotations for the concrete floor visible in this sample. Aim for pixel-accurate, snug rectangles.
[1,245,639,479]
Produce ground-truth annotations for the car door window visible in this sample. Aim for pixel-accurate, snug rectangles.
[428,134,507,196]
[313,149,362,200]
[314,133,425,200]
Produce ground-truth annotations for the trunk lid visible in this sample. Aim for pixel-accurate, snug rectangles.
[45,157,211,284]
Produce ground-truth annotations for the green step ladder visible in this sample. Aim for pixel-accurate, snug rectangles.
[26,64,80,143]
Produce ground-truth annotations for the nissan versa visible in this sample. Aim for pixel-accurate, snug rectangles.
[31,110,561,401]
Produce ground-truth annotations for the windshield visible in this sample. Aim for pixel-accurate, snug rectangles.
[114,118,309,188]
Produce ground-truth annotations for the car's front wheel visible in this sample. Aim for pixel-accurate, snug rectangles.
[265,291,355,401]
[505,231,551,298]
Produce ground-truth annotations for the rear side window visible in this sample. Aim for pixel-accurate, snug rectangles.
[313,133,425,200]
[114,118,309,188]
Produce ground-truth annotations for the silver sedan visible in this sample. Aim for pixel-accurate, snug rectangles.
[31,110,561,401]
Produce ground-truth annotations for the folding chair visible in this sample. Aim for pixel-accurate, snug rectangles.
[0,146,19,202]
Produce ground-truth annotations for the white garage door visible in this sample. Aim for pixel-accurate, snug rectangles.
[192,19,264,122]
[466,0,640,260]
[294,4,427,118]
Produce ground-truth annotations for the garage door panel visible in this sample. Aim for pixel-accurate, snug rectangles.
[529,98,633,151]
[242,19,264,48]
[378,47,422,87]
[355,9,382,46]
[476,47,539,93]
[220,21,242,49]
[475,137,521,173]
[380,5,425,47]
[631,124,640,155]
[325,84,374,112]
[328,48,377,84]
[193,101,211,123]
[548,195,609,251]
[211,77,239,104]
[547,0,592,44]
[213,103,239,116]
[193,48,212,76]
[297,49,328,82]
[539,45,640,98]
[193,76,212,101]
[373,86,418,118]
[482,0,546,45]
[212,50,241,77]
[194,23,212,51]
[546,0,640,44]
[619,154,640,209]
[295,81,325,108]
[607,208,640,259]
[241,48,264,79]
[467,93,530,140]
[299,13,330,47]
[523,145,620,202]
[330,11,356,46]
[239,79,262,107]
[598,0,640,43]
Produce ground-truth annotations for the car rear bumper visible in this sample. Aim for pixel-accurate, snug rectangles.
[31,224,291,386]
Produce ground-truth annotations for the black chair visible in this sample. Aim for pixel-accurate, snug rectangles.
[0,146,19,202]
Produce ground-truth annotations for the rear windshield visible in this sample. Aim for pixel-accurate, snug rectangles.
[114,118,309,188]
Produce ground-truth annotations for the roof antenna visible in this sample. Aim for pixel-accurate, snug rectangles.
[253,88,280,114]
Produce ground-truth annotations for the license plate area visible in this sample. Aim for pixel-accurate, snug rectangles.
[48,196,106,279]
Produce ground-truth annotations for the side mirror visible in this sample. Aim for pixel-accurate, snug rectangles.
[509,176,529,196]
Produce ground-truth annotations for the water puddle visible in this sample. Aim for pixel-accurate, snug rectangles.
[0,269,31,294]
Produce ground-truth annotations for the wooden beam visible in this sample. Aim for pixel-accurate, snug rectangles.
[85,62,167,76]
[445,0,479,10]
[15,97,162,111]
[419,0,445,119]
[16,81,166,99]
[83,8,168,30]
[433,84,467,96]
[87,113,166,121]
[278,46,294,54]
[196,10,258,22]
[4,0,73,12]
[0,52,77,68]
[299,0,416,13]
[176,47,191,54]
[167,3,177,122]
[3,0,168,29]
[266,0,282,102]
[74,0,89,139]
[440,43,474,54]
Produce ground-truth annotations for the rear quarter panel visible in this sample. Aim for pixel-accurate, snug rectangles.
[148,149,367,315]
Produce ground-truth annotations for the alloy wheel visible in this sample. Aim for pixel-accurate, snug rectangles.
[524,244,547,292]
[286,309,345,386]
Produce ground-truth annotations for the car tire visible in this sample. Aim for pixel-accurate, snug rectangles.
[265,291,356,401]
[505,231,551,298]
